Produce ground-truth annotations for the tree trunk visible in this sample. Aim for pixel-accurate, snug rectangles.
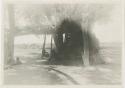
[4,4,15,66]
[50,34,53,57]
[41,33,46,58]
[82,31,89,66]
[81,20,90,67]
[48,34,54,62]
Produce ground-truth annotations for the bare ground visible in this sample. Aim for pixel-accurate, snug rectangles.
[4,43,122,85]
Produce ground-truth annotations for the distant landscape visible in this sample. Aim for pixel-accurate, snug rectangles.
[14,42,122,49]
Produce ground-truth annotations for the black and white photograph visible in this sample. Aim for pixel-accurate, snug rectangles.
[1,0,124,86]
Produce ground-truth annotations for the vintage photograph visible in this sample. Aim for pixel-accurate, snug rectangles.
[3,2,122,85]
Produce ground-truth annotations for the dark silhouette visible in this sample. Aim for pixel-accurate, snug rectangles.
[49,19,103,66]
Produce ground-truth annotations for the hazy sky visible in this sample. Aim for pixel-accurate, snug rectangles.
[93,4,122,43]
[14,4,122,44]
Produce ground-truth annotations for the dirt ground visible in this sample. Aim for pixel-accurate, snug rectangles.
[4,43,122,85]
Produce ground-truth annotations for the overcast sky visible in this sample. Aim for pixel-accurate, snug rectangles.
[93,4,122,43]
[14,4,122,44]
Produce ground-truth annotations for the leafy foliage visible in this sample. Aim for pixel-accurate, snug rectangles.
[13,4,114,34]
